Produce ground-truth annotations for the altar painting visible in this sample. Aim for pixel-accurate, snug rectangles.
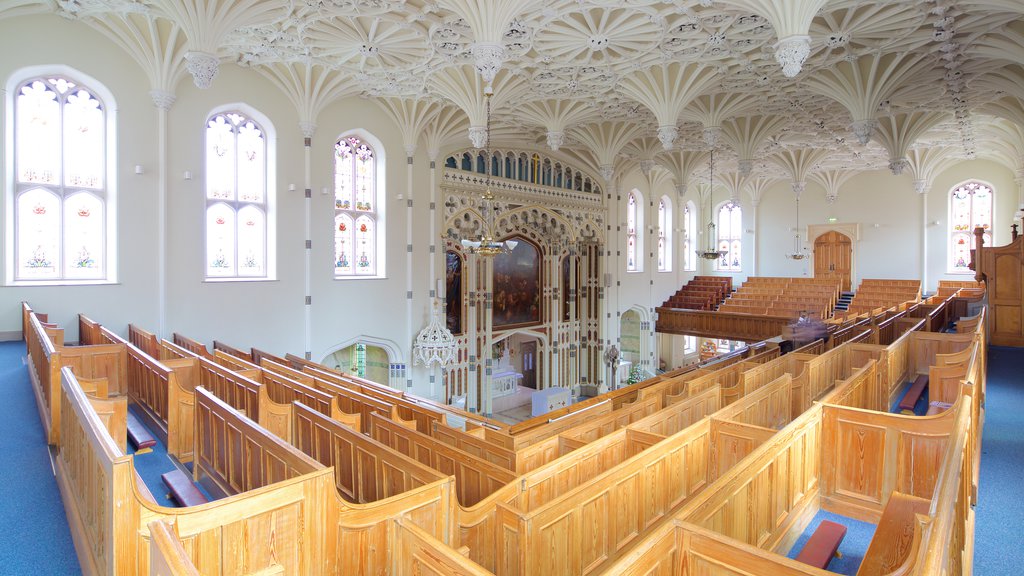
[493,238,541,328]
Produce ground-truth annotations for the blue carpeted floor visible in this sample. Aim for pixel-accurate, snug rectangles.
[0,341,80,575]
[126,405,184,508]
[785,510,876,575]
[973,346,1024,575]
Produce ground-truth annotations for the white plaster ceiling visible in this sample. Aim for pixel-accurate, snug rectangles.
[13,0,1024,186]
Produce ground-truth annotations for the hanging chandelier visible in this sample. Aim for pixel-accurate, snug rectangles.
[413,299,458,369]
[786,186,808,260]
[698,150,729,260]
[461,89,518,258]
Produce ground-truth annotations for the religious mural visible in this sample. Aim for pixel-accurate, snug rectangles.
[492,238,541,328]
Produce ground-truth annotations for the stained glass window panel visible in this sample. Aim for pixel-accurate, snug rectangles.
[335,214,354,275]
[949,181,994,273]
[658,198,670,272]
[236,121,265,203]
[63,89,103,189]
[335,138,354,210]
[206,116,235,200]
[16,189,60,279]
[716,202,742,271]
[63,192,104,279]
[237,206,265,276]
[627,192,638,272]
[683,203,695,272]
[16,81,60,185]
[355,215,375,275]
[335,133,382,278]
[354,142,374,211]
[206,204,236,277]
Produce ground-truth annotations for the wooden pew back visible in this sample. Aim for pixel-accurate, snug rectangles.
[291,402,447,503]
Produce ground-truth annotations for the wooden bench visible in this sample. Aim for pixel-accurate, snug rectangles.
[795,519,847,570]
[127,411,156,452]
[161,469,209,507]
[898,374,929,414]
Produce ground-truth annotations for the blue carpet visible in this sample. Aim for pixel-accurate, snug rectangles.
[785,510,876,575]
[974,346,1024,575]
[0,342,80,575]
[126,405,181,508]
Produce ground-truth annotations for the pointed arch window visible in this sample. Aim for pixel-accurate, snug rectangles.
[9,74,114,283]
[716,201,742,272]
[682,201,696,272]
[335,134,383,277]
[949,181,992,273]
[204,110,274,279]
[657,196,672,272]
[626,191,643,272]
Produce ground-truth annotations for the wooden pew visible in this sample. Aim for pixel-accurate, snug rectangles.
[856,492,931,575]
[291,402,448,504]
[369,412,515,507]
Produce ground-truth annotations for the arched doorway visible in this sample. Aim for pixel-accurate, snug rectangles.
[814,230,853,292]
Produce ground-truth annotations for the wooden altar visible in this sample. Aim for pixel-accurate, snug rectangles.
[973,224,1023,346]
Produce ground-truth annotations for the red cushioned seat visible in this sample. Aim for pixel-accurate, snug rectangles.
[795,520,847,570]
[127,412,156,450]
[161,469,208,507]
[898,374,929,414]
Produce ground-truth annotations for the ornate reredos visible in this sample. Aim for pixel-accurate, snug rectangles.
[35,1,1024,177]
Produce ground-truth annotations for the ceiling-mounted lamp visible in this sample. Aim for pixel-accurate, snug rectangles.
[461,89,518,258]
[698,150,728,261]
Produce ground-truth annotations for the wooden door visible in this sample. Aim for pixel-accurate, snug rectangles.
[521,341,537,389]
[814,231,853,292]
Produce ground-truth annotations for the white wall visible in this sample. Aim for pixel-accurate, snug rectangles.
[0,15,437,396]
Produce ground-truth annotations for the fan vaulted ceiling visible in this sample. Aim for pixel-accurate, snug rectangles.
[15,0,1024,185]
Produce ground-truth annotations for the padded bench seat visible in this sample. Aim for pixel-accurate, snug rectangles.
[795,519,847,570]
[127,412,156,450]
[898,374,929,414]
[161,469,209,507]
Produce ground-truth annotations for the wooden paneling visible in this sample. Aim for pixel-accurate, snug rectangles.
[655,308,792,342]
[709,420,776,480]
[196,357,261,420]
[172,333,211,358]
[856,492,930,576]
[680,406,822,551]
[148,520,200,576]
[970,229,1021,345]
[61,343,128,395]
[129,324,160,359]
[814,230,853,292]
[820,403,957,521]
[292,402,447,503]
[393,519,492,576]
[432,419,517,475]
[194,387,323,497]
[370,412,514,506]
[78,314,103,346]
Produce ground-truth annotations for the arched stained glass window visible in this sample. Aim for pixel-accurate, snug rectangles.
[335,134,382,277]
[204,110,271,279]
[657,196,672,272]
[626,191,642,272]
[716,201,742,272]
[11,74,113,282]
[683,201,696,272]
[949,181,993,273]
